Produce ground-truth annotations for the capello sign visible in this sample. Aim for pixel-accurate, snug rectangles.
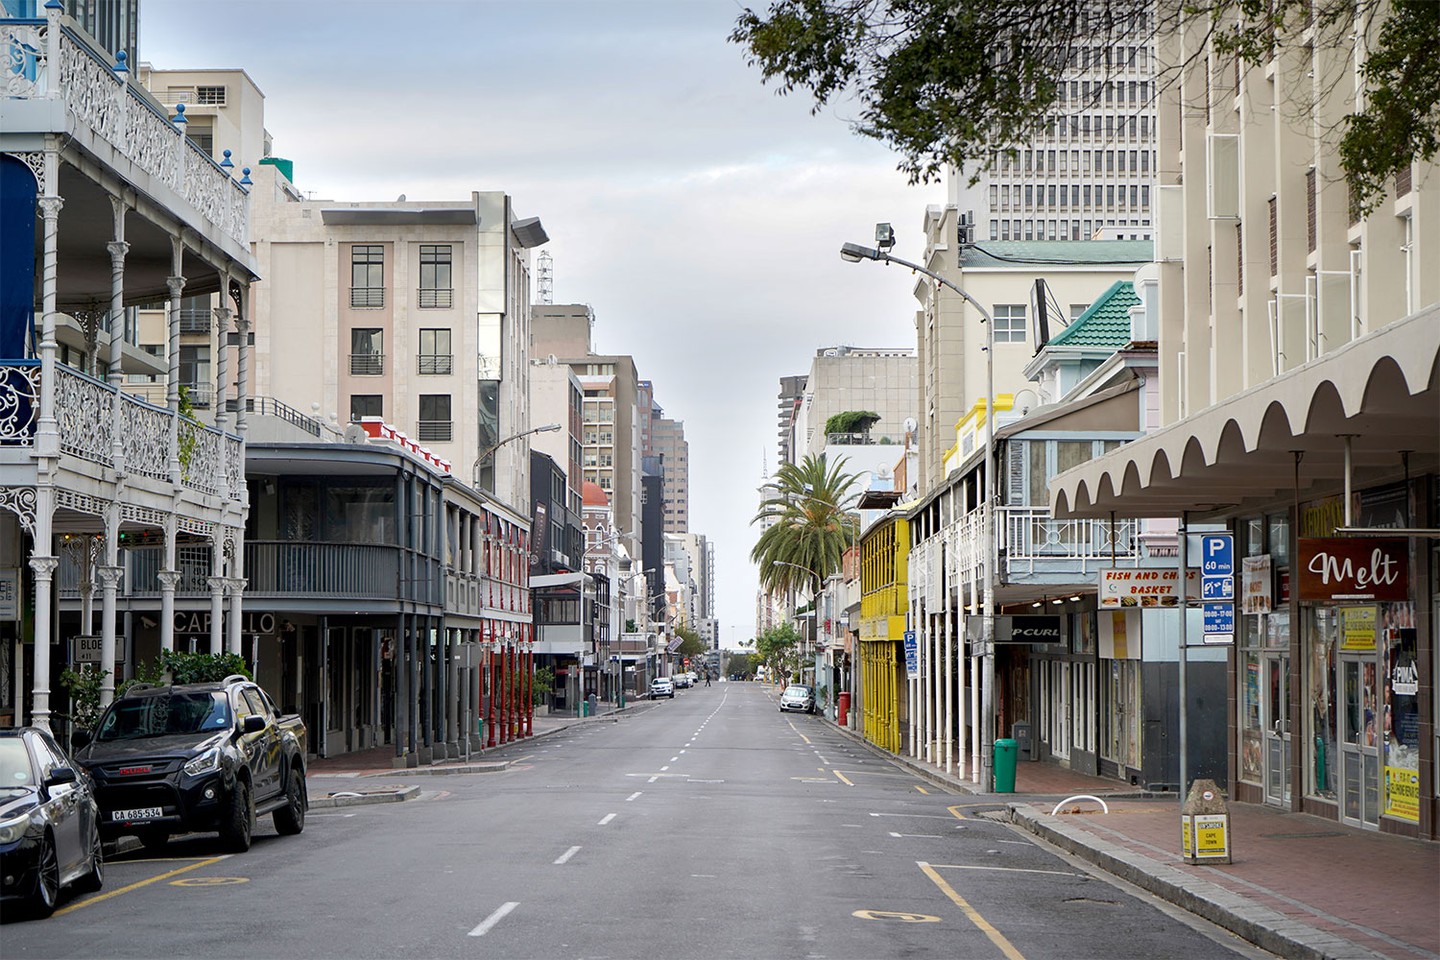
[1298,538,1408,601]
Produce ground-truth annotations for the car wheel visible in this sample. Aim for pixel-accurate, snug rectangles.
[220,778,254,853]
[27,831,60,918]
[273,767,307,836]
[74,821,105,893]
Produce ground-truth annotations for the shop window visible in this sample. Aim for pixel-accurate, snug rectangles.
[1240,616,1263,783]
[1307,607,1338,800]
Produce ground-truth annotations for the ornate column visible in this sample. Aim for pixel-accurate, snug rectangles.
[97,565,123,705]
[207,576,225,655]
[226,577,245,656]
[107,196,130,472]
[231,284,250,438]
[165,251,186,485]
[212,274,231,434]
[157,571,182,652]
[28,556,58,733]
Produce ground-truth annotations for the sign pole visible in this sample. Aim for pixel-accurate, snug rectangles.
[1178,513,1188,806]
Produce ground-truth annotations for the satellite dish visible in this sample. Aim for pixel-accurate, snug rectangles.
[343,423,368,444]
[903,417,917,434]
[876,464,892,479]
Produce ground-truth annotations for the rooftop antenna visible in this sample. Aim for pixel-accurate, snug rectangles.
[537,251,554,305]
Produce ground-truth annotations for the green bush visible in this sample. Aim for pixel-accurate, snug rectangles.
[120,650,252,694]
[58,665,110,729]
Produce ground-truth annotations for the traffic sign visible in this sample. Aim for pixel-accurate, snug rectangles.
[1200,534,1234,577]
[1201,576,1234,601]
[1203,602,1234,644]
[903,630,918,679]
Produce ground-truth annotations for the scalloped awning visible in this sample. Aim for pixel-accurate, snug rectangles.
[1050,305,1439,519]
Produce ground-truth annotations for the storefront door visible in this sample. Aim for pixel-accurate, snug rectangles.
[1339,652,1381,828]
[1263,653,1291,806]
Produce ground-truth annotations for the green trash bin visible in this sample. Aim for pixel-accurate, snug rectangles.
[994,738,1018,793]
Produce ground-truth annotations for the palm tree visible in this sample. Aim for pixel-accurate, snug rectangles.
[750,454,861,598]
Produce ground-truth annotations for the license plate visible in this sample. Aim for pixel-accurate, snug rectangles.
[112,806,164,821]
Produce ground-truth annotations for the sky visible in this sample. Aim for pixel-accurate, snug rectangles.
[140,0,944,649]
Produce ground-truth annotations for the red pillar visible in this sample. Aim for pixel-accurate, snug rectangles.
[500,641,511,744]
[486,641,497,747]
[524,641,534,737]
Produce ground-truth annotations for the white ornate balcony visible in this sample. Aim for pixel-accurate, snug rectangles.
[0,360,241,503]
[2,16,249,249]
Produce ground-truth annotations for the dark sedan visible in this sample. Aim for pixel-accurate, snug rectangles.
[0,728,104,919]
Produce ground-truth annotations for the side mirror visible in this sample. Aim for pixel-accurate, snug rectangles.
[71,728,93,750]
[242,714,266,734]
[45,766,78,788]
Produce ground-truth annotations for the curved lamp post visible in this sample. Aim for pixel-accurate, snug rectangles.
[472,422,561,485]
[840,232,998,792]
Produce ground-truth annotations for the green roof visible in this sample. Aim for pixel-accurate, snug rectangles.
[960,240,1153,268]
[1049,280,1138,348]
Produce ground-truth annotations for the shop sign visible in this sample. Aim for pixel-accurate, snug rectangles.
[0,568,17,621]
[1340,607,1376,651]
[1098,568,1199,608]
[173,611,277,636]
[1241,556,1272,614]
[1384,767,1420,822]
[1298,538,1408,601]
[994,615,1064,644]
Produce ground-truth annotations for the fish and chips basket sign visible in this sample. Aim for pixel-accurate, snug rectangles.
[1098,568,1199,608]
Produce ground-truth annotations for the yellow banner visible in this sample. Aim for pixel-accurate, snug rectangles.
[1340,606,1376,651]
[1384,766,1419,822]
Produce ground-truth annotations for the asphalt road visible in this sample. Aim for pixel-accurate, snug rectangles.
[2,682,1270,959]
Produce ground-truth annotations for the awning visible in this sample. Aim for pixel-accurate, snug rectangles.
[1051,306,1439,519]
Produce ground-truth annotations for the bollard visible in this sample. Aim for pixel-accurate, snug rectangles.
[1180,778,1232,864]
[993,738,1017,793]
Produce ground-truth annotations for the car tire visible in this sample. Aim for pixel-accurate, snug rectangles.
[26,831,60,918]
[273,766,307,836]
[220,778,254,853]
[74,822,105,893]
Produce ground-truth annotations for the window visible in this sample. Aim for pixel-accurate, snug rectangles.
[418,245,453,308]
[350,245,384,308]
[418,328,452,375]
[195,85,226,105]
[350,395,382,421]
[179,345,211,407]
[350,328,383,375]
[1070,303,1089,321]
[993,304,1027,343]
[418,394,452,442]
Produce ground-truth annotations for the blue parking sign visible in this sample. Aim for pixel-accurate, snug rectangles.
[1200,534,1234,577]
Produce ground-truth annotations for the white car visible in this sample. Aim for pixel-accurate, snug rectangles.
[650,677,675,699]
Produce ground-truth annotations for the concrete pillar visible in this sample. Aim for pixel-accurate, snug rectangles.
[157,570,181,652]
[97,565,123,705]
[207,576,225,655]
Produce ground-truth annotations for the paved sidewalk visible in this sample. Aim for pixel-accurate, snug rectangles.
[826,717,1439,960]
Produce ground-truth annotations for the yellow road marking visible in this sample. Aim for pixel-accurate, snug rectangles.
[55,857,225,916]
[786,721,811,745]
[917,861,1026,960]
[915,785,929,794]
[834,769,855,786]
[948,804,968,820]
[853,909,940,923]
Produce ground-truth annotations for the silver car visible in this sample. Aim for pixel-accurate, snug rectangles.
[778,684,816,714]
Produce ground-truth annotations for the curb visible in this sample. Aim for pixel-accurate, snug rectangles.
[308,784,421,808]
[1009,804,1387,960]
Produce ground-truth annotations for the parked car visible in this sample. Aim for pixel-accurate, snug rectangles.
[673,673,692,689]
[650,677,675,699]
[0,727,104,918]
[74,675,307,854]
[779,684,816,714]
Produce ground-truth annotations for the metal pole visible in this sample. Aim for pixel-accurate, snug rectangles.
[1177,512,1188,803]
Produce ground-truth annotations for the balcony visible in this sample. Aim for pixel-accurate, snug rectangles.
[349,353,385,376]
[417,354,453,375]
[0,362,242,502]
[350,287,385,308]
[416,420,452,443]
[1000,506,1140,576]
[1,17,249,248]
[417,288,453,309]
[178,308,212,334]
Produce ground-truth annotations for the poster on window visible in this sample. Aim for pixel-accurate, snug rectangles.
[1340,606,1376,651]
[1383,611,1419,823]
[1241,555,1272,614]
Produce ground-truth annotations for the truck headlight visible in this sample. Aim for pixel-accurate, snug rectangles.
[183,747,222,777]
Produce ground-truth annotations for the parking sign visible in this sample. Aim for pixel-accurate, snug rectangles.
[1200,534,1234,577]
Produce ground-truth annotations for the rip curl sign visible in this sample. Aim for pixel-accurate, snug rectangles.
[1297,538,1408,601]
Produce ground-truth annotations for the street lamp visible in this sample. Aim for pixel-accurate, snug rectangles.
[471,422,562,485]
[840,230,998,792]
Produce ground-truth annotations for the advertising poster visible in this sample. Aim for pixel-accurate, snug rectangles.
[1384,766,1420,822]
[1097,568,1199,608]
[0,568,17,621]
[1340,606,1377,651]
[1099,610,1139,659]
[1241,555,1272,614]
[1384,619,1419,823]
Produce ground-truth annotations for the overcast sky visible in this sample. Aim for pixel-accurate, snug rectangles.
[141,0,942,648]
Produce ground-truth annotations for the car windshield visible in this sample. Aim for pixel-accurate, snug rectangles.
[784,686,810,697]
[0,739,34,787]
[96,692,231,741]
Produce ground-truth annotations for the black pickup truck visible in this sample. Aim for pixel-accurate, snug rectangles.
[74,675,307,853]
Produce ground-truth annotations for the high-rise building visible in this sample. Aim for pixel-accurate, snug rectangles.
[776,374,806,466]
[651,413,689,533]
[950,10,1157,243]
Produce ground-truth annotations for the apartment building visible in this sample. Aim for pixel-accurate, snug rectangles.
[651,413,689,533]
[951,10,1157,242]
[246,163,549,515]
[1051,9,1438,838]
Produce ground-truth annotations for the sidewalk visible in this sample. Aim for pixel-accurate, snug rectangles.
[829,718,1439,960]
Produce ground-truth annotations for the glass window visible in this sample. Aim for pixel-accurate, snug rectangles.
[322,484,396,544]
[418,245,452,308]
[992,304,1027,343]
[350,395,382,421]
[1308,607,1338,799]
[349,328,383,375]
[350,245,384,307]
[418,328,452,374]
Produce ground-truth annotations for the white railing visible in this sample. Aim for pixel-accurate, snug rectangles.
[1001,506,1140,574]
[2,18,249,247]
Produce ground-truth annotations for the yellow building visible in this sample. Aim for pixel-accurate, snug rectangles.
[858,515,909,752]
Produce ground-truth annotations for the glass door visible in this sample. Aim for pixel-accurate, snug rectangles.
[1339,653,1381,828]
[1263,653,1291,805]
